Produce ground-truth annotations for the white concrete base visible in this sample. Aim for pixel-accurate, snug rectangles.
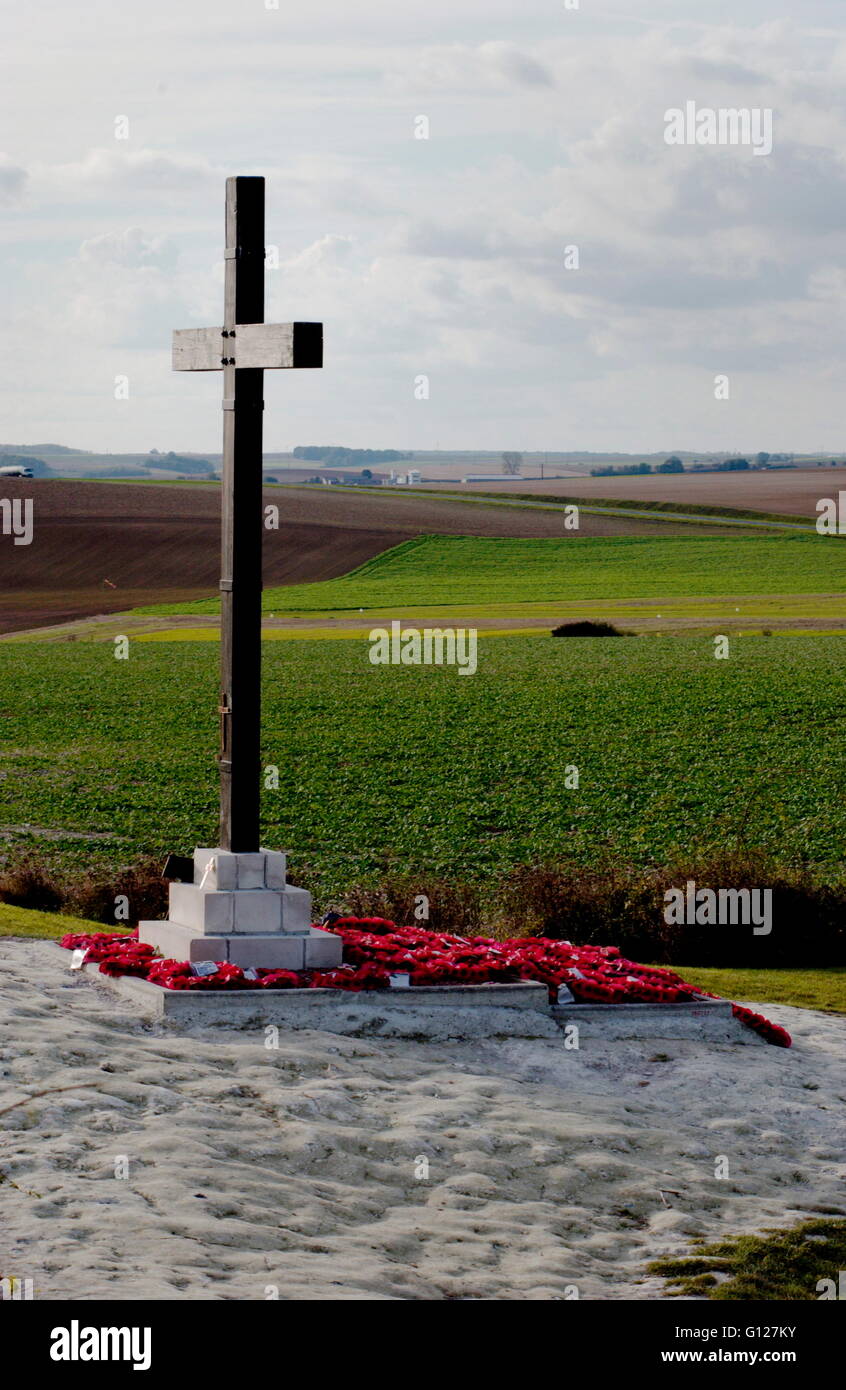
[68,958,557,1038]
[58,946,752,1043]
[137,920,342,970]
[166,882,311,935]
[137,845,337,969]
[194,846,287,891]
[552,999,753,1043]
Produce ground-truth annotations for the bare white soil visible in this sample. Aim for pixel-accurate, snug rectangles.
[1,940,844,1301]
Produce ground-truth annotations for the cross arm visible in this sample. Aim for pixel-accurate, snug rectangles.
[172,322,323,371]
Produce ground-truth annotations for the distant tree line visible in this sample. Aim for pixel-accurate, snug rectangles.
[293,446,409,467]
[691,458,753,472]
[590,453,797,478]
[590,462,656,477]
[147,450,214,475]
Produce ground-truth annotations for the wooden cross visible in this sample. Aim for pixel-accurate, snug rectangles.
[172,176,322,852]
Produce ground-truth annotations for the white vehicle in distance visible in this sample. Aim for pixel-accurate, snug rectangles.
[0,464,34,478]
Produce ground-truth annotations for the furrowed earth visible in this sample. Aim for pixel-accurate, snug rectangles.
[0,479,746,637]
[428,464,846,520]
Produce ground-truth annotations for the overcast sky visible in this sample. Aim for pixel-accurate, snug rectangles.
[2,0,846,455]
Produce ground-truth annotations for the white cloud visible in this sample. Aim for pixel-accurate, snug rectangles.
[2,4,846,450]
[283,234,355,273]
[42,147,220,196]
[479,41,556,88]
[401,40,555,93]
[78,227,178,269]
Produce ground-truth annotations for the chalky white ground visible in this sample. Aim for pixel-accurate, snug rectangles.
[2,939,844,1300]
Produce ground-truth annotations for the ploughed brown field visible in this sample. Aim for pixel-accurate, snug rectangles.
[425,466,846,518]
[0,478,751,635]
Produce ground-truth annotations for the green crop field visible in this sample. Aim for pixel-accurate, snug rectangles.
[137,534,846,618]
[1,634,845,905]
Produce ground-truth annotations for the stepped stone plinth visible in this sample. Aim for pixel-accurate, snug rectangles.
[138,848,342,971]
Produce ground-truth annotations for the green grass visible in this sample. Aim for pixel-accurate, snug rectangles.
[1,634,845,903]
[135,534,846,617]
[649,1219,846,1299]
[651,967,846,1014]
[0,902,125,938]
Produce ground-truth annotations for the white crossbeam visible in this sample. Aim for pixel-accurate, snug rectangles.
[173,322,321,371]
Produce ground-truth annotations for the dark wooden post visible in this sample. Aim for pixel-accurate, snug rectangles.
[172,175,321,853]
[219,176,265,851]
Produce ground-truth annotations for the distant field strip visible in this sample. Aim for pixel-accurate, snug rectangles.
[403,486,817,529]
[137,534,846,617]
[283,483,814,529]
[126,593,846,641]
